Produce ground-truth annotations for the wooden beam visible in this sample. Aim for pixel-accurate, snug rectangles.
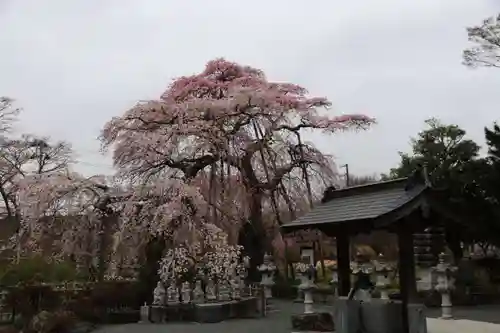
[336,226,351,296]
[397,218,418,333]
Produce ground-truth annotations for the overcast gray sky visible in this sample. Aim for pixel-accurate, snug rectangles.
[0,0,499,178]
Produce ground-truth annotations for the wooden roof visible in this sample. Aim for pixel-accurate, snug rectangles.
[281,177,430,233]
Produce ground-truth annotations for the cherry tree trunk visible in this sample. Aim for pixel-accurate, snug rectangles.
[138,236,166,303]
[239,191,271,282]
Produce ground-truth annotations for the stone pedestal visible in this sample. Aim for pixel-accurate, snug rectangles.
[149,305,164,323]
[294,275,307,303]
[291,312,334,332]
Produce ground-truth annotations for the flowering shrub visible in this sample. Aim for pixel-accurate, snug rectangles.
[158,247,196,283]
[201,244,244,282]
[158,244,247,284]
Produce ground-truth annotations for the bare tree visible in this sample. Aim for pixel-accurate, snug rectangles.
[0,97,20,133]
[463,14,500,68]
[0,135,74,219]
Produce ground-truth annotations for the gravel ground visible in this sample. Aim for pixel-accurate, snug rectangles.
[94,301,331,333]
[94,300,500,333]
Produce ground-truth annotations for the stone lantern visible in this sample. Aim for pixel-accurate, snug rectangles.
[328,262,339,297]
[293,256,311,302]
[373,253,393,300]
[432,252,458,319]
[139,302,150,323]
[258,253,276,305]
[298,264,318,314]
[351,253,375,302]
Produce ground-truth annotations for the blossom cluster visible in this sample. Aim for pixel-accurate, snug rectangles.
[158,241,246,284]
[158,247,195,283]
[201,243,244,282]
[293,262,310,274]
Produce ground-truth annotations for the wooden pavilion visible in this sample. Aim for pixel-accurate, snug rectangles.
[280,168,460,332]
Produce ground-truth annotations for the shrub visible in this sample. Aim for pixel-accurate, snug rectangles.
[0,257,81,286]
[5,284,61,322]
[65,281,141,324]
[272,281,298,299]
[27,310,77,333]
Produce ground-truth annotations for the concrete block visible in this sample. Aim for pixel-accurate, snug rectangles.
[361,299,403,333]
[333,297,361,333]
[408,303,427,333]
[194,302,228,323]
[149,305,164,323]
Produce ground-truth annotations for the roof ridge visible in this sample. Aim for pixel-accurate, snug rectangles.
[341,177,408,191]
[321,177,410,203]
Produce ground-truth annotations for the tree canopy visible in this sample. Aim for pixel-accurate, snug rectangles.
[13,58,374,279]
[388,118,500,248]
[463,13,500,69]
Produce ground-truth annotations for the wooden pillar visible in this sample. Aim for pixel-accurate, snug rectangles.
[398,222,418,333]
[336,227,351,296]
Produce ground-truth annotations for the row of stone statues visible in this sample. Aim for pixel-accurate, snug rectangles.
[152,252,278,307]
[153,277,251,305]
[153,255,258,305]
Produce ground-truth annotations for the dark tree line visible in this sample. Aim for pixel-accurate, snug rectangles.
[385,118,500,251]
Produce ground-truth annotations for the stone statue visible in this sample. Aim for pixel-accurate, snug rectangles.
[153,281,166,305]
[231,276,241,300]
[219,280,231,301]
[193,280,205,303]
[206,278,216,301]
[167,281,179,304]
[181,281,191,304]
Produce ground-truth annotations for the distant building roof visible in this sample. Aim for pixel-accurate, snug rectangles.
[281,177,429,232]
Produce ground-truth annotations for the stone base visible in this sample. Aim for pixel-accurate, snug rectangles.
[291,312,334,332]
[195,302,228,323]
[333,297,362,333]
[333,297,428,333]
[145,297,258,324]
[150,305,164,323]
[361,299,403,333]
[195,297,258,323]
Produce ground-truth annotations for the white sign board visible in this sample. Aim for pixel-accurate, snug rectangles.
[300,248,314,266]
